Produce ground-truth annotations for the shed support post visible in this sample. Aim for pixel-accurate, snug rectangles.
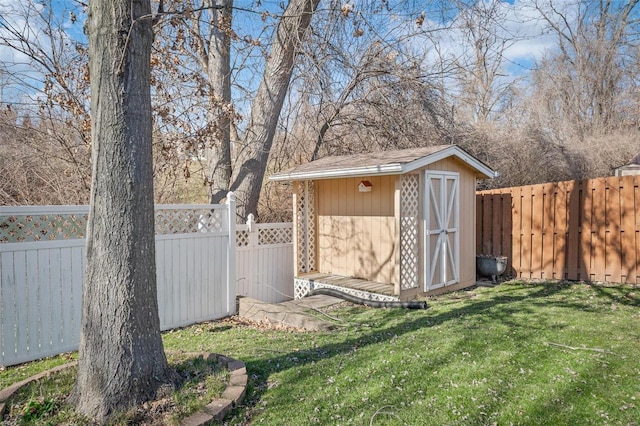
[303,180,310,273]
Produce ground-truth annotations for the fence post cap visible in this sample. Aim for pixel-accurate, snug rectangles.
[247,213,255,232]
[226,192,235,203]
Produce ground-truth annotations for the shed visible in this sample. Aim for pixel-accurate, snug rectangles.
[270,145,497,301]
[614,152,640,176]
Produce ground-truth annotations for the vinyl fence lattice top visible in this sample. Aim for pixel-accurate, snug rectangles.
[155,207,225,235]
[258,226,292,245]
[0,205,230,243]
[0,211,89,243]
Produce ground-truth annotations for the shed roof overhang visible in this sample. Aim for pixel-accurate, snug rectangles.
[270,145,498,181]
[616,152,640,170]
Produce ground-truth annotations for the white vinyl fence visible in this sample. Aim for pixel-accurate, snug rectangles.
[0,199,293,367]
[236,214,293,303]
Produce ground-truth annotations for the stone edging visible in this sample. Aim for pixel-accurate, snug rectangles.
[0,352,247,426]
[180,352,247,425]
[0,362,78,419]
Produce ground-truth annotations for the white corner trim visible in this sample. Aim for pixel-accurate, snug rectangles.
[402,146,497,179]
[269,163,404,181]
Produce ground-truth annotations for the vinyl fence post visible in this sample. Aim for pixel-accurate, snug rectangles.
[246,213,258,248]
[226,192,237,315]
[247,213,254,232]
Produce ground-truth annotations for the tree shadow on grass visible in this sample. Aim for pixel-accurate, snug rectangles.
[234,281,629,420]
[583,282,640,307]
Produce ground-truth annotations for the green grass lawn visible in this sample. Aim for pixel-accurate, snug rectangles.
[2,281,639,425]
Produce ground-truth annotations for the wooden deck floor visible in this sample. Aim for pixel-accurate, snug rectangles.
[298,272,396,297]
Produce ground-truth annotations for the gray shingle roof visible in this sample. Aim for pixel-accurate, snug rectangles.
[270,145,497,181]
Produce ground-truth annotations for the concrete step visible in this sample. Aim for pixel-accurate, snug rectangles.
[237,296,341,331]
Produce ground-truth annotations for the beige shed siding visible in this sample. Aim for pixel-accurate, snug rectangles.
[423,157,477,288]
[316,175,398,284]
[300,155,480,297]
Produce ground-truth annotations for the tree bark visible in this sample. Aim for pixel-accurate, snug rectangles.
[229,0,320,220]
[204,0,233,204]
[72,0,176,422]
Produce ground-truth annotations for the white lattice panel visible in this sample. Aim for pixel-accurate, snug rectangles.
[296,181,308,273]
[296,181,317,273]
[294,278,399,302]
[155,208,224,235]
[307,181,316,271]
[400,174,420,290]
[236,229,249,247]
[258,226,292,245]
[0,213,89,242]
[294,278,311,299]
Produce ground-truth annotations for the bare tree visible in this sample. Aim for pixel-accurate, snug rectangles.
[533,0,640,136]
[0,1,91,202]
[227,0,320,219]
[152,0,238,204]
[452,0,520,124]
[281,2,456,159]
[203,0,234,204]
[152,0,319,219]
[6,0,639,213]
[0,106,89,204]
[71,0,176,421]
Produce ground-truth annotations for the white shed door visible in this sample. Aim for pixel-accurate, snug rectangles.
[424,172,460,291]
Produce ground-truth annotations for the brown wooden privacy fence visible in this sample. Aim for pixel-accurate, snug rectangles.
[476,175,640,284]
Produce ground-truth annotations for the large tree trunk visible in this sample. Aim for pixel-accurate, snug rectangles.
[230,0,320,220]
[205,0,233,204]
[72,0,176,422]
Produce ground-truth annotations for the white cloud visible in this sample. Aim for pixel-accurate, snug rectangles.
[497,0,566,65]
[0,0,83,106]
[0,1,49,104]
[414,0,578,87]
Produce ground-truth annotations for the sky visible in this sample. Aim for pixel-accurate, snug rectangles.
[0,0,81,107]
[0,0,570,110]
[425,0,561,77]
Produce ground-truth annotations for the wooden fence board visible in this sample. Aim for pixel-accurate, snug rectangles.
[477,175,639,284]
[591,179,607,281]
[605,179,622,283]
[476,194,483,255]
[501,193,513,273]
[553,181,568,280]
[512,187,523,278]
[541,183,556,280]
[579,179,592,281]
[632,176,640,284]
[566,180,580,279]
[482,194,493,254]
[514,188,531,278]
[619,176,636,284]
[529,185,542,279]
[492,195,502,256]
